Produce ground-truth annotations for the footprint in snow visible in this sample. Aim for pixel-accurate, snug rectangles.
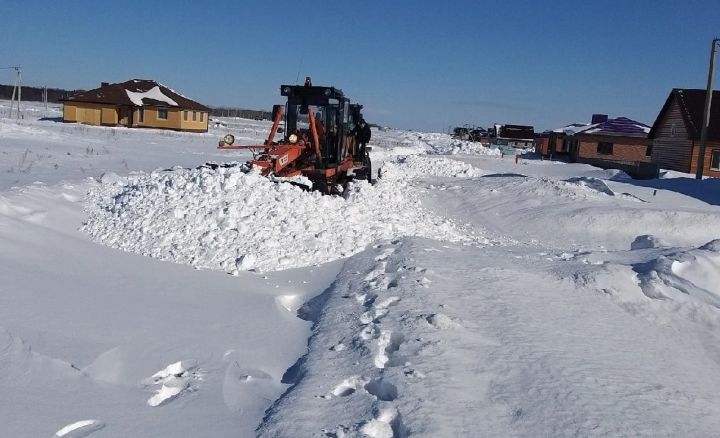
[375,330,405,369]
[360,407,405,438]
[326,376,369,398]
[364,378,398,401]
[425,313,460,330]
[374,248,395,262]
[365,264,386,281]
[359,324,380,341]
[360,296,401,325]
[329,341,346,352]
[360,308,389,325]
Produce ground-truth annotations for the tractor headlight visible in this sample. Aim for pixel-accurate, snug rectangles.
[223,134,235,145]
[289,133,298,144]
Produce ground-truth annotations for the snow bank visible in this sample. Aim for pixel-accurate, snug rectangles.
[379,155,484,180]
[82,164,482,273]
[421,134,501,156]
[370,130,500,159]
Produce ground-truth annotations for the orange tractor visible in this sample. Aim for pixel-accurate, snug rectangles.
[218,77,371,194]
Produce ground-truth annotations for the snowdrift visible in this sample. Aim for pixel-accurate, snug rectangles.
[635,239,720,309]
[577,237,720,331]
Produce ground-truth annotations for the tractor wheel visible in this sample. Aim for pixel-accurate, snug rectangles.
[312,179,330,195]
[312,176,340,195]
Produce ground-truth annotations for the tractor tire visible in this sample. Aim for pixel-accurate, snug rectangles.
[312,179,330,195]
[312,176,340,195]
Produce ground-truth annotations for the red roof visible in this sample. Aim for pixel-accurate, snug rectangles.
[62,79,210,111]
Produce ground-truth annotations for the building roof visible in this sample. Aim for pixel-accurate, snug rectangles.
[498,124,534,140]
[574,117,650,138]
[62,79,210,111]
[648,88,720,140]
[552,123,592,135]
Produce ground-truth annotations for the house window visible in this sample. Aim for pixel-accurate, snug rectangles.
[157,108,168,120]
[561,138,570,152]
[184,110,188,121]
[200,112,204,122]
[646,144,653,157]
[597,141,613,155]
[711,149,720,170]
[138,107,144,123]
[192,111,197,121]
[670,123,676,137]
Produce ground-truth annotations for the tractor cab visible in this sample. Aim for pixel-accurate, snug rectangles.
[218,77,372,194]
[280,79,360,169]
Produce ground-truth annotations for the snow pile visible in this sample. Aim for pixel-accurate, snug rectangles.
[635,239,720,308]
[563,176,615,196]
[125,86,178,107]
[528,176,641,201]
[414,132,500,156]
[82,165,481,273]
[379,155,484,180]
[370,131,500,159]
[427,139,502,156]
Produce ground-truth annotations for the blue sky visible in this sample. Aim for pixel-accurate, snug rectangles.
[2,0,719,131]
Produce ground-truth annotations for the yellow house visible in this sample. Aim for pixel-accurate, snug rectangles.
[61,79,210,133]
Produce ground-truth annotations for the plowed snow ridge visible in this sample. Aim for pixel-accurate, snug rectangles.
[82,158,485,272]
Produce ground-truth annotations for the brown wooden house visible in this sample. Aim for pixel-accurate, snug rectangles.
[648,88,720,177]
[62,79,210,133]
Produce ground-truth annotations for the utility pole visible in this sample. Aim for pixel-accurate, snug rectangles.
[6,66,22,119]
[696,38,719,180]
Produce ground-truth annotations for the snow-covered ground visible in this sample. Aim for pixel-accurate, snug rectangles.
[2,101,720,437]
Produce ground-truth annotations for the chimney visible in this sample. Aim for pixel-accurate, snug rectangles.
[101,82,109,87]
[591,114,608,124]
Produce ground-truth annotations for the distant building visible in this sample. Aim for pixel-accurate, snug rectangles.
[61,79,210,132]
[648,88,720,177]
[570,116,657,178]
[452,126,488,142]
[535,123,591,157]
[570,117,651,162]
[537,116,657,178]
[491,124,535,148]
